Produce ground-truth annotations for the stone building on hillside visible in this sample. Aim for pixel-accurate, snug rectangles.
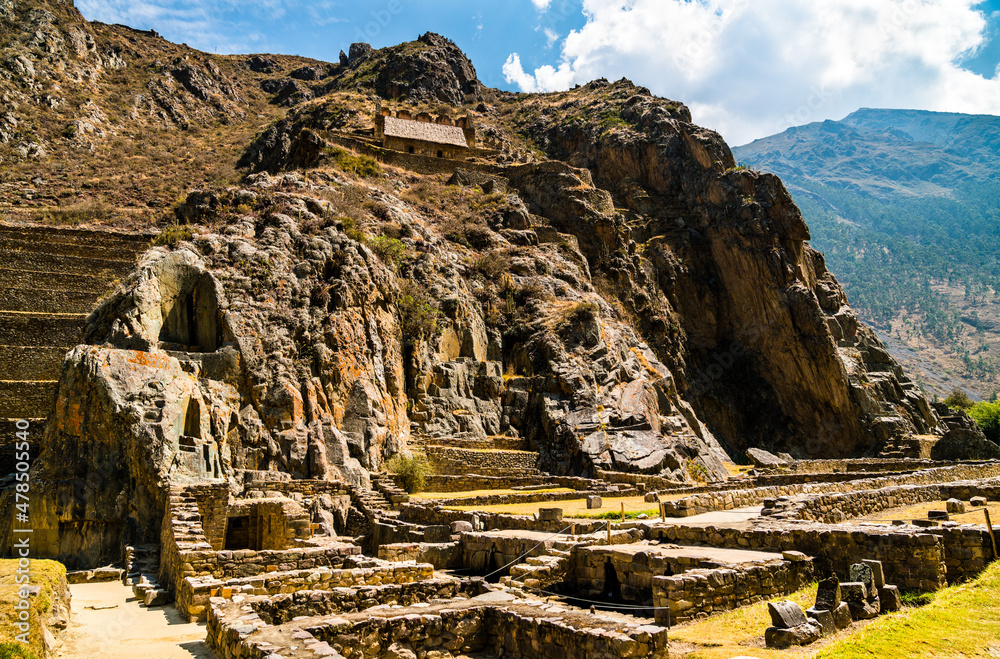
[375,107,475,159]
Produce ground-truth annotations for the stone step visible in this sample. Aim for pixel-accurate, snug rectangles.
[0,381,57,419]
[0,235,147,261]
[0,267,114,292]
[0,313,85,347]
[0,288,103,315]
[0,346,67,380]
[1,249,137,277]
[0,225,154,249]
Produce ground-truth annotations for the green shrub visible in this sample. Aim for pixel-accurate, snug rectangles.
[385,451,431,493]
[686,459,710,484]
[367,234,408,269]
[968,400,1000,443]
[326,147,382,178]
[398,280,440,345]
[944,388,974,411]
[152,223,193,247]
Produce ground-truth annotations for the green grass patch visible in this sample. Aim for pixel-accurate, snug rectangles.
[669,581,818,659]
[152,223,193,247]
[326,146,382,178]
[0,559,66,658]
[818,560,1000,658]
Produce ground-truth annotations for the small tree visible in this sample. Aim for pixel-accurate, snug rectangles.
[969,401,1000,444]
[385,451,432,493]
[943,388,974,411]
[397,281,440,345]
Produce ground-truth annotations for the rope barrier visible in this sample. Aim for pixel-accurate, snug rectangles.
[481,521,581,580]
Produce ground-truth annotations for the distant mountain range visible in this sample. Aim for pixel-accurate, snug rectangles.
[734,109,1000,399]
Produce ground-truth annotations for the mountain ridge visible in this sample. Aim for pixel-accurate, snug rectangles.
[734,108,1000,399]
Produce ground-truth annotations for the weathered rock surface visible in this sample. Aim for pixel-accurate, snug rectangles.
[765,621,822,648]
[768,600,807,628]
[747,448,786,468]
[514,79,945,458]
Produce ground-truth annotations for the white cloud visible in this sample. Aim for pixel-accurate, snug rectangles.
[531,0,553,10]
[503,53,541,92]
[543,27,559,47]
[76,0,293,53]
[504,0,1000,145]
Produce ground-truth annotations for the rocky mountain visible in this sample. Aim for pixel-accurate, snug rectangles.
[734,109,1000,400]
[0,0,955,563]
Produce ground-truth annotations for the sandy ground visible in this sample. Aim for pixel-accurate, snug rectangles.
[56,581,211,659]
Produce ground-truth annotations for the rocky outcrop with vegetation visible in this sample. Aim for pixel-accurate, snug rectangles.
[0,0,956,566]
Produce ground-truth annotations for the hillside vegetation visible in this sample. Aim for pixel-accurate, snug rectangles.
[734,109,1000,399]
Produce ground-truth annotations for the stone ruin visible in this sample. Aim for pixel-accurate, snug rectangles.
[1,226,999,659]
[106,454,998,659]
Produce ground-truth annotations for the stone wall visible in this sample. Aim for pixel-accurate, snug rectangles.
[572,546,813,608]
[783,480,1000,524]
[180,561,432,621]
[249,578,489,624]
[187,484,229,550]
[377,541,462,568]
[399,503,607,535]
[784,458,965,474]
[651,560,816,624]
[412,474,600,493]
[424,445,539,476]
[208,599,670,659]
[434,486,638,508]
[461,529,643,578]
[649,524,948,591]
[660,464,1000,517]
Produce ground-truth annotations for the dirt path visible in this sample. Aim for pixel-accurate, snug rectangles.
[55,581,211,659]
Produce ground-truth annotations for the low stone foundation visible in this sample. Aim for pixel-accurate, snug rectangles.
[573,543,813,607]
[660,464,1000,517]
[178,560,435,621]
[651,558,815,624]
[208,593,670,659]
[251,578,489,624]
[398,502,607,535]
[650,524,954,591]
[434,486,639,508]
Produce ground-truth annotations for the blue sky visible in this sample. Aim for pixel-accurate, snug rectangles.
[76,0,1000,145]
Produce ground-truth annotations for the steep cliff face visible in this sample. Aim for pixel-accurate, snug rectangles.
[502,79,943,457]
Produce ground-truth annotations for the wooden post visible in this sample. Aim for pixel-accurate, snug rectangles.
[621,502,625,523]
[607,520,612,545]
[986,509,998,559]
[660,501,666,523]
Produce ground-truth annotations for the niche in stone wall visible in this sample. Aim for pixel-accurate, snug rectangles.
[224,516,251,550]
[159,271,220,352]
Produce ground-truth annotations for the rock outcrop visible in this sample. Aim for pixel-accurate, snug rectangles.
[508,79,943,458]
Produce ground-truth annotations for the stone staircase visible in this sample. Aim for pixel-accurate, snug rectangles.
[503,539,578,591]
[349,483,398,521]
[0,224,151,472]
